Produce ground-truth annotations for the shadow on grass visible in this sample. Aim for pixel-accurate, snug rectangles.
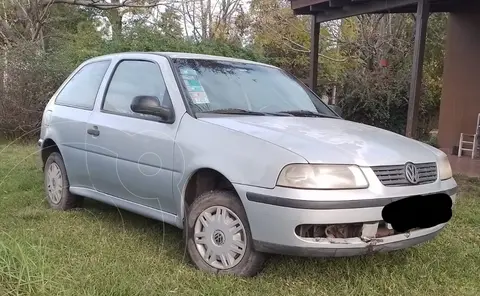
[455,174,480,196]
[263,246,415,281]
[75,197,417,279]
[78,198,190,265]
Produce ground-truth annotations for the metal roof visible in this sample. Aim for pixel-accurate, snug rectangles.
[291,0,479,22]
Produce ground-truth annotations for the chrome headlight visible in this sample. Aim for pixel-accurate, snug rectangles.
[438,155,453,180]
[277,164,369,189]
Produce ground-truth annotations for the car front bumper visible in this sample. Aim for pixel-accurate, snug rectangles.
[233,176,457,257]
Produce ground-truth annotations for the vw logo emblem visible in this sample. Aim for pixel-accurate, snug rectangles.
[405,162,419,184]
[212,230,225,246]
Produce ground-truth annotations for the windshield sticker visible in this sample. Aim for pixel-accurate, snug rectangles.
[179,67,209,104]
[185,79,202,87]
[190,91,210,104]
[187,85,205,92]
[180,68,198,76]
[181,75,196,80]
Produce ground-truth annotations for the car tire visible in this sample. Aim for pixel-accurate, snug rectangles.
[186,190,265,277]
[44,152,83,210]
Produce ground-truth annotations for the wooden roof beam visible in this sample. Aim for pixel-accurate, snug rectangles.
[315,0,419,22]
[406,0,430,138]
[329,0,352,8]
[292,0,329,10]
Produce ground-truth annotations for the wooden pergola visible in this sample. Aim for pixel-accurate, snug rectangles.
[291,0,477,138]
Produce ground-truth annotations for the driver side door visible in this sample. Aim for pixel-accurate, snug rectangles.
[84,55,179,215]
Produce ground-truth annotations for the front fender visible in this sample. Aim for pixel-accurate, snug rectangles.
[172,115,307,218]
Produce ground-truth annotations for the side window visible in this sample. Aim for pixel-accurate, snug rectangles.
[55,60,110,109]
[103,60,171,116]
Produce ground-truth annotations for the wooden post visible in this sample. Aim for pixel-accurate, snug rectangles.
[309,16,320,93]
[406,0,430,138]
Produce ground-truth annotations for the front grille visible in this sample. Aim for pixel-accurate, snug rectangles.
[372,162,437,186]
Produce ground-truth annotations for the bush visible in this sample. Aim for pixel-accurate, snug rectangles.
[0,43,70,140]
[337,62,439,138]
[0,34,263,140]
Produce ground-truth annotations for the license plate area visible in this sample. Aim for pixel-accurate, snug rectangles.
[382,193,453,233]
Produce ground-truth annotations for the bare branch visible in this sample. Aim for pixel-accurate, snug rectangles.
[256,17,348,63]
[40,0,167,10]
[281,39,348,62]
[0,18,20,44]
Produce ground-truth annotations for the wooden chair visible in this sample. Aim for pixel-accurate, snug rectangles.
[458,113,480,159]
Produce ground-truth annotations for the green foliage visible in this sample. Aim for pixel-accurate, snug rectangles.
[0,42,70,139]
[0,0,448,139]
[248,1,448,137]
[249,1,320,85]
[423,132,439,148]
[339,66,411,134]
[0,7,264,139]
[157,6,184,38]
[335,14,447,136]
[0,233,57,296]
[54,25,264,68]
[420,13,449,135]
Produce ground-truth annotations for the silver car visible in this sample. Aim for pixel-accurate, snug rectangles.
[38,52,457,277]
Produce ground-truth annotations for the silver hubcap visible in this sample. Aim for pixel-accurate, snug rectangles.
[194,206,247,269]
[46,162,63,204]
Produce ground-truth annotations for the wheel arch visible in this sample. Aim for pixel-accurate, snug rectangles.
[181,167,243,220]
[40,138,61,170]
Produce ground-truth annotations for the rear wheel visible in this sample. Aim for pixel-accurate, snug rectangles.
[44,152,83,210]
[186,190,265,277]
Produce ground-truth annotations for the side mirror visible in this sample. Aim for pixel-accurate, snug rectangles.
[329,104,342,117]
[130,96,172,121]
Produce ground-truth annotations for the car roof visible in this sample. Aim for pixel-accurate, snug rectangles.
[86,52,276,68]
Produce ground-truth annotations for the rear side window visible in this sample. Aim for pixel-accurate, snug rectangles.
[55,60,110,109]
[102,60,171,116]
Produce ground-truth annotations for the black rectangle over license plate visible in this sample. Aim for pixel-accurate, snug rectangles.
[381,194,452,233]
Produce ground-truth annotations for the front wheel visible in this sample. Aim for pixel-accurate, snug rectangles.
[186,190,265,277]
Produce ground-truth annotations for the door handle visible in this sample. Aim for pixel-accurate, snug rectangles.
[87,127,100,136]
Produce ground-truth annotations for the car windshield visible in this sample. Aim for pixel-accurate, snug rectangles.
[172,58,337,117]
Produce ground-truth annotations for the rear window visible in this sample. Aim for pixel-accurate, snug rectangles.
[55,60,110,109]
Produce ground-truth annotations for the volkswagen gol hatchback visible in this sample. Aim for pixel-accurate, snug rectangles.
[38,52,457,277]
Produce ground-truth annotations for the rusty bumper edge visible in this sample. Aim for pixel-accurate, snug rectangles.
[253,228,441,257]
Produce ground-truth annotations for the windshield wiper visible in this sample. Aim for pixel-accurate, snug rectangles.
[202,108,267,115]
[201,108,292,116]
[278,110,337,118]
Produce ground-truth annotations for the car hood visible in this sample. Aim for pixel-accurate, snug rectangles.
[199,116,441,166]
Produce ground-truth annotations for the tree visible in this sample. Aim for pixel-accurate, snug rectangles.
[335,13,448,137]
[158,6,182,38]
[0,0,175,49]
[249,0,345,91]
[180,0,245,42]
[0,0,450,139]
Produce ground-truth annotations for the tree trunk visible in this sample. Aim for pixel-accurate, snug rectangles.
[207,0,212,39]
[1,1,7,98]
[39,27,45,51]
[200,0,206,38]
[107,0,123,40]
[1,49,7,117]
[181,0,189,38]
[221,0,227,25]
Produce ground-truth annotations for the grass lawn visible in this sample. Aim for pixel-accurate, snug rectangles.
[0,144,479,296]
